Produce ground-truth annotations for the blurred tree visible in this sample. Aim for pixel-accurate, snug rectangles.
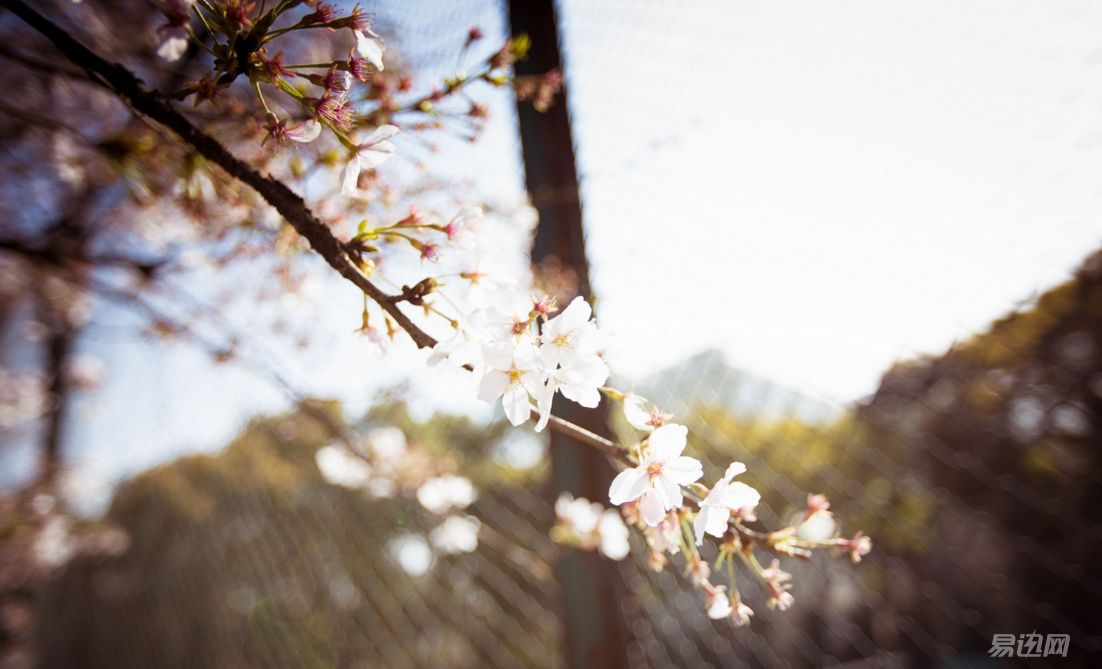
[35,401,564,669]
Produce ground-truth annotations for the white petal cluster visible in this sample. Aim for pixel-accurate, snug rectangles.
[694,462,761,545]
[416,474,478,515]
[553,493,630,561]
[435,296,610,431]
[430,515,480,555]
[156,26,189,61]
[608,424,703,526]
[315,445,373,489]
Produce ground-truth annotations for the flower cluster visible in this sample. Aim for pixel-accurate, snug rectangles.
[551,492,630,561]
[432,295,610,430]
[314,427,484,561]
[601,394,872,626]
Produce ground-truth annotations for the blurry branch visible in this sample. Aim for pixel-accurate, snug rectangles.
[91,278,363,453]
[37,297,73,488]
[3,0,634,468]
[0,41,83,78]
[94,278,557,579]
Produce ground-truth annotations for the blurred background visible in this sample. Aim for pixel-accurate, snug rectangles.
[2,0,1102,667]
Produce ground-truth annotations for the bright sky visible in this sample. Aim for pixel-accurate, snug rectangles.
[560,0,1102,402]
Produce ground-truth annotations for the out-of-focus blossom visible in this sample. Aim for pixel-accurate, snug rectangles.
[706,589,733,620]
[0,371,50,428]
[444,206,483,249]
[731,602,754,627]
[315,445,373,488]
[430,515,480,554]
[416,474,477,514]
[64,356,106,390]
[156,0,194,61]
[842,531,872,563]
[802,493,833,524]
[34,515,75,568]
[552,493,631,561]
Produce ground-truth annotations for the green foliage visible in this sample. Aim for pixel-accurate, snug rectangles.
[35,403,560,669]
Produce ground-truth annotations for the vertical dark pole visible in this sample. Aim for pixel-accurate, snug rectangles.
[507,2,629,668]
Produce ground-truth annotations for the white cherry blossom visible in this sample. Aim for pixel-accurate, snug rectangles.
[477,340,545,426]
[623,393,653,431]
[535,356,609,430]
[315,446,373,489]
[340,125,400,195]
[539,296,603,368]
[596,509,630,560]
[553,493,630,561]
[355,28,387,71]
[706,590,734,620]
[694,462,761,545]
[607,424,703,526]
[156,26,189,61]
[555,492,602,536]
[444,206,484,250]
[416,474,477,515]
[430,515,481,554]
[428,316,489,370]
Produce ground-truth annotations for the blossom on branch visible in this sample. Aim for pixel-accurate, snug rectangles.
[608,424,703,526]
[477,340,546,427]
[538,296,602,369]
[340,124,400,195]
[155,0,193,61]
[694,462,761,545]
[355,27,387,71]
[263,113,321,147]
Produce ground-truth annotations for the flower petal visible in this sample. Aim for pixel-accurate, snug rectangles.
[721,481,761,511]
[360,124,401,146]
[608,467,648,506]
[358,142,397,169]
[623,393,653,432]
[662,456,703,485]
[705,505,732,538]
[287,119,322,143]
[355,29,387,70]
[649,423,688,462]
[502,384,530,426]
[340,154,362,195]
[723,462,747,483]
[693,506,711,546]
[639,489,666,527]
[477,370,509,404]
[654,475,683,510]
[534,378,554,432]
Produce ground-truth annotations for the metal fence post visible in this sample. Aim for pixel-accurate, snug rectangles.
[507,1,630,667]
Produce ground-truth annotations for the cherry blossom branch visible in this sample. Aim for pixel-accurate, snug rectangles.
[2,0,627,464]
